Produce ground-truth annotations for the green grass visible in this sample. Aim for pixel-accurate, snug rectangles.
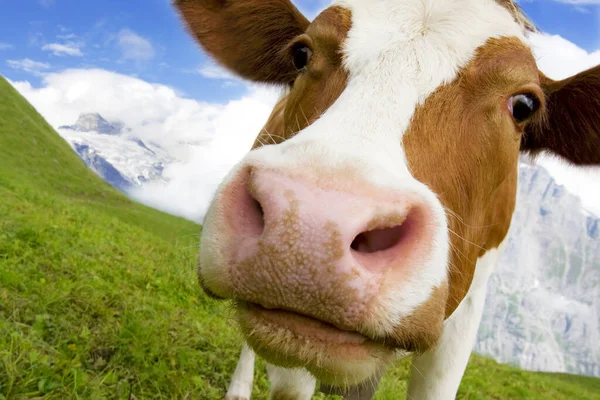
[0,74,598,399]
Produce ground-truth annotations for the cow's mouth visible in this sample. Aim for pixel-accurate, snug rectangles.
[236,301,396,385]
[244,301,371,345]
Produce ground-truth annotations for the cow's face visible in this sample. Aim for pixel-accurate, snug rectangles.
[176,0,600,386]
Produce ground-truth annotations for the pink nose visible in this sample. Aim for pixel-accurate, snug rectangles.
[218,167,433,328]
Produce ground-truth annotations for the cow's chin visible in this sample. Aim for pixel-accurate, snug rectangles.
[236,301,398,386]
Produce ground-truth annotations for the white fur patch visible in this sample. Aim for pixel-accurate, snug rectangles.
[406,238,509,399]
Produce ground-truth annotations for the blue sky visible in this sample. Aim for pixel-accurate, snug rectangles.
[522,1,600,51]
[0,0,328,103]
[1,0,599,105]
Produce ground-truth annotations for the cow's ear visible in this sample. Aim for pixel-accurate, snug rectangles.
[521,65,600,165]
[174,0,309,84]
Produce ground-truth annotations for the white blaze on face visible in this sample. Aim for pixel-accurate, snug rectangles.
[243,0,527,334]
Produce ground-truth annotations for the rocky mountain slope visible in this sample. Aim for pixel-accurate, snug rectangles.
[476,161,600,377]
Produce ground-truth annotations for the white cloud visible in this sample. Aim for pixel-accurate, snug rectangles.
[9,69,281,222]
[6,58,51,75]
[42,42,84,57]
[197,62,238,81]
[128,83,278,220]
[528,32,600,216]
[28,32,45,47]
[39,0,54,7]
[194,61,244,88]
[0,42,13,50]
[117,29,155,62]
[529,33,600,80]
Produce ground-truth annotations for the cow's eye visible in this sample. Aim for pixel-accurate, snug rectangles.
[508,93,540,123]
[292,45,312,71]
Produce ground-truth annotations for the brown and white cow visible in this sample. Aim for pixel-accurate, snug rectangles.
[174,0,600,398]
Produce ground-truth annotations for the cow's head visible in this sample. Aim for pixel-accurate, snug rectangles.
[175,0,600,386]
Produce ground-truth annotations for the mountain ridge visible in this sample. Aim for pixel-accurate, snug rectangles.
[59,112,127,136]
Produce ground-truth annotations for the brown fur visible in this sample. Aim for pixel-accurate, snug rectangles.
[252,6,352,148]
[386,284,447,351]
[174,0,309,83]
[253,96,289,148]
[404,37,540,316]
[282,6,351,133]
[523,66,600,165]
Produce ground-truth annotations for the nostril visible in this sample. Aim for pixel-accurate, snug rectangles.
[241,189,265,237]
[351,225,407,254]
[250,196,265,232]
[350,208,426,272]
[251,197,264,220]
[228,167,266,238]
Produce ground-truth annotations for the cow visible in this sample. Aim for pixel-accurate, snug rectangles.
[173,0,600,399]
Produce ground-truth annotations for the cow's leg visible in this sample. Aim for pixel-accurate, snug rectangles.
[266,363,316,400]
[406,242,506,400]
[226,342,256,400]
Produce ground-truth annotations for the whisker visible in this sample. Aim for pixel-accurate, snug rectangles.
[299,105,311,126]
[262,127,287,143]
[256,136,267,147]
[443,205,496,230]
[447,228,486,251]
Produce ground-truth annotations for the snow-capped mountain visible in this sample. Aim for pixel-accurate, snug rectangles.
[476,161,600,377]
[56,113,174,192]
[59,112,127,136]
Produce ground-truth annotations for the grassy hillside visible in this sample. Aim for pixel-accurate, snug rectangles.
[0,75,598,399]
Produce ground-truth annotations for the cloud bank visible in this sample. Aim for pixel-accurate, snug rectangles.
[8,31,600,221]
[7,58,51,75]
[10,69,281,221]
